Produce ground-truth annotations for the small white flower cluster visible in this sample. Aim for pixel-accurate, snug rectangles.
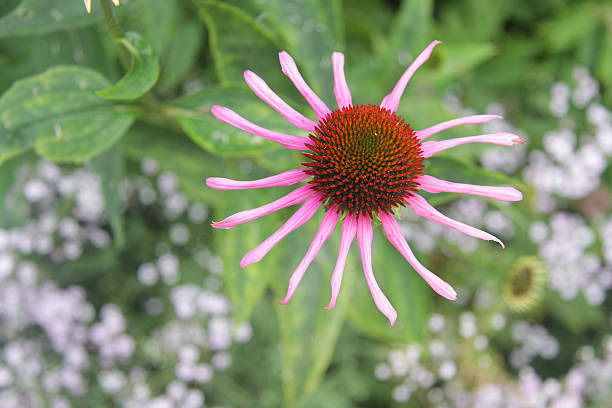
[464,337,612,408]
[531,213,612,304]
[524,68,611,207]
[509,321,559,368]
[0,157,249,407]
[378,310,612,408]
[376,312,499,405]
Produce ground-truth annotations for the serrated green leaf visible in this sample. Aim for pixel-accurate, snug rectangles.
[97,32,160,100]
[92,146,125,248]
[0,0,101,38]
[33,109,134,163]
[171,85,302,157]
[347,228,431,343]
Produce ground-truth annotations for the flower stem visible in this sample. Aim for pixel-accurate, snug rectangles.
[98,0,130,70]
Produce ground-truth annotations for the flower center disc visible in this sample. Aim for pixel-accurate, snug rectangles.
[303,104,424,216]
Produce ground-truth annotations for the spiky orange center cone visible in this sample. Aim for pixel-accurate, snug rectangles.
[303,104,424,216]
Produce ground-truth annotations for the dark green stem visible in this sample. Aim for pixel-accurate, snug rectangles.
[97,0,181,133]
[98,0,130,70]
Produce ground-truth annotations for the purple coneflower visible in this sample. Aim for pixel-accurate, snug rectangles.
[207,41,524,324]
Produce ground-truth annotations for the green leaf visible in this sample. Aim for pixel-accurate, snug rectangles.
[0,65,111,130]
[436,42,498,82]
[347,228,431,342]
[539,3,600,52]
[0,28,115,95]
[32,109,134,163]
[214,189,280,323]
[546,292,605,333]
[91,146,125,248]
[97,32,160,100]
[123,0,180,59]
[387,0,433,59]
[171,85,301,157]
[158,21,203,93]
[197,0,291,94]
[0,0,101,38]
[596,23,612,103]
[0,152,33,228]
[254,0,344,101]
[0,65,135,163]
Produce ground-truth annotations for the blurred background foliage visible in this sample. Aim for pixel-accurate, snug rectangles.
[0,0,611,407]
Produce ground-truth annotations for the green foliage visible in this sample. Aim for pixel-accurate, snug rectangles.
[2,0,612,406]
[0,0,100,38]
[171,85,299,156]
[91,146,125,247]
[96,32,160,100]
[0,66,134,164]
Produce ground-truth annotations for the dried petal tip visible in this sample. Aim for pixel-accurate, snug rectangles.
[85,0,120,13]
[514,137,527,145]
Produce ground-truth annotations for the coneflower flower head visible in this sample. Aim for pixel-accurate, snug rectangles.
[207,41,524,325]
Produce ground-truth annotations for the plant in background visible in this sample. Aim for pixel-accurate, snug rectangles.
[1,0,612,406]
[207,41,524,325]
[503,256,548,312]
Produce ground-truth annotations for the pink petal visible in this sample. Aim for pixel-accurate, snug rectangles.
[406,194,505,247]
[356,214,398,325]
[206,169,309,191]
[280,209,339,305]
[244,70,317,131]
[416,175,523,201]
[240,195,321,268]
[332,52,352,109]
[379,211,457,300]
[210,105,308,150]
[212,185,313,230]
[380,40,441,113]
[326,214,357,310]
[278,51,331,120]
[420,132,526,158]
[416,114,503,141]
